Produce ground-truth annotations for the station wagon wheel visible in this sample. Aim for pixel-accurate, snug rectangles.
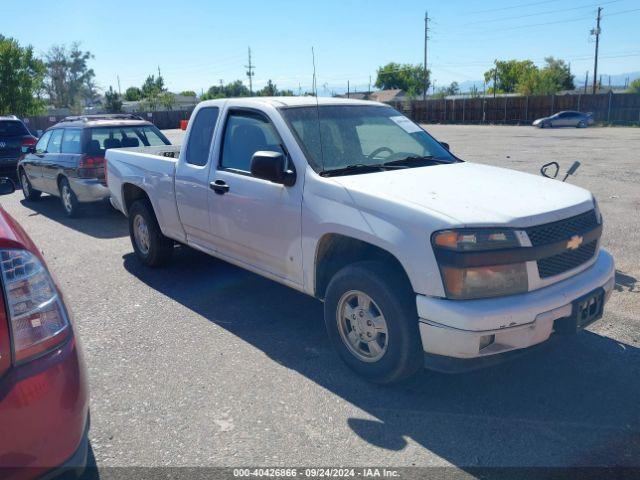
[578,120,586,128]
[337,290,388,362]
[59,177,80,217]
[20,170,41,201]
[324,261,423,384]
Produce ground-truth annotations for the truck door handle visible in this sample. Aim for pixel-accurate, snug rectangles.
[210,180,230,195]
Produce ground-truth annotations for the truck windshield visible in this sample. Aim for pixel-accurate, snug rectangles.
[87,125,170,154]
[281,105,455,174]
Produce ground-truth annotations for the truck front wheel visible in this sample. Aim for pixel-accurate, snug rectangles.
[128,200,174,267]
[324,261,423,384]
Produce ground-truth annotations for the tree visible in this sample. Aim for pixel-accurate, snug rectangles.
[484,59,536,93]
[104,86,122,113]
[158,91,175,110]
[516,57,576,95]
[541,56,574,91]
[629,78,640,94]
[257,79,278,96]
[124,86,142,101]
[44,43,95,109]
[141,74,164,98]
[179,90,196,97]
[444,81,460,96]
[0,35,46,116]
[375,63,429,97]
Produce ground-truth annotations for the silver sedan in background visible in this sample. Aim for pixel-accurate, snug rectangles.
[533,111,594,128]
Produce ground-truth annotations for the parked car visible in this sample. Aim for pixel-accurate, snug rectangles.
[0,116,37,179]
[18,114,171,217]
[533,111,594,128]
[107,97,614,383]
[0,177,89,479]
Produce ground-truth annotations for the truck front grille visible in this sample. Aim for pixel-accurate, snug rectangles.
[525,210,600,279]
[526,210,598,246]
[537,240,598,278]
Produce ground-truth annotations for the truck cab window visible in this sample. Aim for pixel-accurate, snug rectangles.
[185,107,219,166]
[221,112,284,173]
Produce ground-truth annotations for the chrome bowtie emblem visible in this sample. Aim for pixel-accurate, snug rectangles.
[567,235,584,250]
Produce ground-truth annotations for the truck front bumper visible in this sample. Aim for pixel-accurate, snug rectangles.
[417,250,615,369]
[68,177,109,203]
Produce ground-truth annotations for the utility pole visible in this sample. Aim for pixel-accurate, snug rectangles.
[347,80,350,99]
[368,75,371,97]
[591,7,602,95]
[423,10,429,101]
[493,60,498,99]
[245,47,255,95]
[117,75,121,95]
[157,66,162,78]
[584,71,589,94]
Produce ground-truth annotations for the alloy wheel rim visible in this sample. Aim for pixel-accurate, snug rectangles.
[133,214,151,255]
[21,174,29,196]
[62,185,72,212]
[336,290,388,362]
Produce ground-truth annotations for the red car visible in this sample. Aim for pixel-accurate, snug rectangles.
[0,177,89,479]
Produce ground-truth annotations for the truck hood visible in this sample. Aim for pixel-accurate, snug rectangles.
[330,162,594,227]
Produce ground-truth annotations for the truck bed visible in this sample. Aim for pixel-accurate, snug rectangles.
[106,144,186,242]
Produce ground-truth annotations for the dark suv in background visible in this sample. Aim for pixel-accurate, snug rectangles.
[18,114,171,217]
[0,115,37,178]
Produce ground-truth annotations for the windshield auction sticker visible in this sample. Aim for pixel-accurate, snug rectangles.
[389,116,422,133]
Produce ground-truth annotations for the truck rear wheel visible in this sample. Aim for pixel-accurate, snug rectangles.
[129,200,174,267]
[324,261,423,384]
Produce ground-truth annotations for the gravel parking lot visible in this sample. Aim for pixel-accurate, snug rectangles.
[2,125,639,474]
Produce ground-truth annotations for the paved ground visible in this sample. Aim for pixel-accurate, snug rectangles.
[2,125,639,474]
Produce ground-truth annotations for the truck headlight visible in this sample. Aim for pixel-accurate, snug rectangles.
[432,229,528,299]
[440,263,528,299]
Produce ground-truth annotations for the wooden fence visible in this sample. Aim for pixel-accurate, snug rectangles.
[20,93,640,133]
[389,92,640,125]
[22,108,194,134]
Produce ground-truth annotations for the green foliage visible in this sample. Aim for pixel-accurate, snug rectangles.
[124,86,142,101]
[516,57,575,95]
[44,42,95,109]
[0,35,46,116]
[628,78,640,94]
[257,79,278,96]
[201,80,250,100]
[179,90,197,97]
[104,86,122,113]
[141,75,164,98]
[484,59,536,94]
[158,91,175,110]
[375,63,429,96]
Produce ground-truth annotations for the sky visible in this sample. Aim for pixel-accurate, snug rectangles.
[2,0,639,95]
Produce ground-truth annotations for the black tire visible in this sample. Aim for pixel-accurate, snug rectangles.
[128,200,173,267]
[324,261,423,384]
[577,120,586,128]
[59,177,81,217]
[20,169,41,201]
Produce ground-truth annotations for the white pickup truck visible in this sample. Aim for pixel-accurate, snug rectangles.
[107,97,615,383]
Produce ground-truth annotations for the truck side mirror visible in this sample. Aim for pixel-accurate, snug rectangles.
[0,177,16,196]
[250,151,296,186]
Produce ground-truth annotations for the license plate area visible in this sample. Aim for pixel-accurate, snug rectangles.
[554,288,605,334]
[573,288,605,330]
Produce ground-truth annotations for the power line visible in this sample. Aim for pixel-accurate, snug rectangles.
[464,0,622,26]
[468,0,557,15]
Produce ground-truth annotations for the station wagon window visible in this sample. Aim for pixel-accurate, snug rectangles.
[87,125,169,155]
[220,111,284,173]
[47,129,64,154]
[35,130,53,154]
[61,129,83,154]
[185,107,219,166]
